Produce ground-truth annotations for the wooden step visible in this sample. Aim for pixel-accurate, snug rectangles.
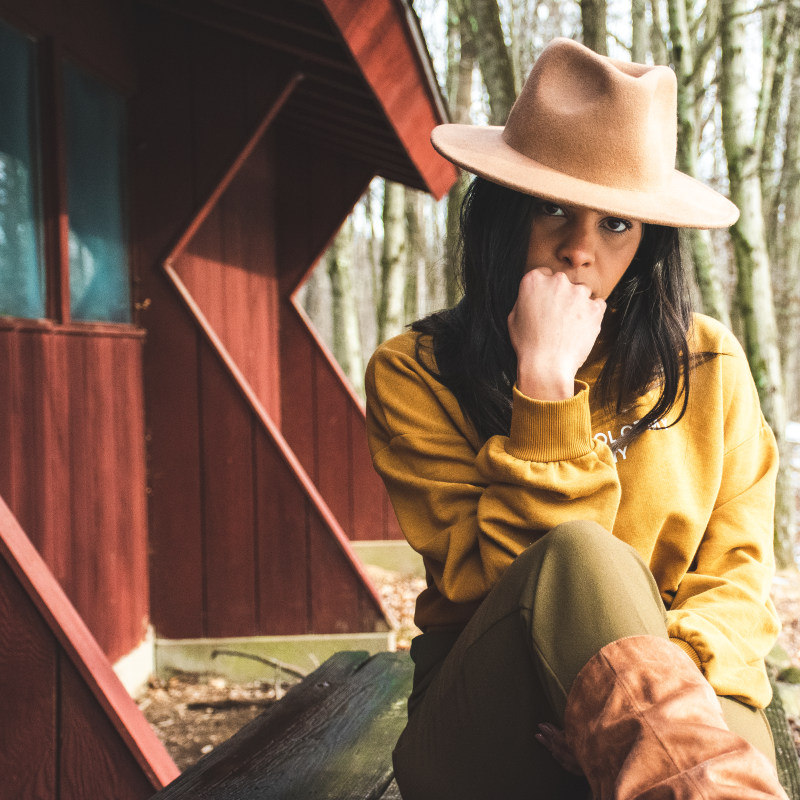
[151,651,413,799]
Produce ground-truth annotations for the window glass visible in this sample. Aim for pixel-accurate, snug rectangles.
[0,21,44,318]
[64,63,129,323]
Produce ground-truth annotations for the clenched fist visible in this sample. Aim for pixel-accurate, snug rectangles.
[508,268,606,400]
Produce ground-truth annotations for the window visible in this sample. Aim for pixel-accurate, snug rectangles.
[64,63,129,323]
[0,21,44,319]
[0,18,130,325]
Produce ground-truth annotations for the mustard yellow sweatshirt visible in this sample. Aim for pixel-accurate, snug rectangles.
[365,313,779,708]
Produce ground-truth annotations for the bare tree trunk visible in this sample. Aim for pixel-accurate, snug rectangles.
[327,217,365,397]
[667,0,730,325]
[774,46,800,419]
[760,7,791,229]
[462,0,517,123]
[444,5,477,308]
[404,189,423,322]
[631,0,648,62]
[377,181,407,343]
[298,251,332,345]
[648,0,670,65]
[581,0,608,55]
[720,0,794,567]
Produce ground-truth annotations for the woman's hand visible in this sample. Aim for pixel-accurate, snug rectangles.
[507,269,606,400]
[535,723,583,775]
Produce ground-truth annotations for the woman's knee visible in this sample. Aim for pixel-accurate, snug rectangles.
[516,519,630,578]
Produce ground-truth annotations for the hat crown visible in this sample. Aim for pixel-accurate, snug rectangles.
[502,38,678,192]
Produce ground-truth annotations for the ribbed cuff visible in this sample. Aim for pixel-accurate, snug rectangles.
[506,382,594,462]
[670,637,703,669]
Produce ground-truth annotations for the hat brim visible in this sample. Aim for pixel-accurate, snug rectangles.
[432,125,739,229]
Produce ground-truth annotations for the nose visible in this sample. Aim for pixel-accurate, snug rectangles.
[556,219,596,268]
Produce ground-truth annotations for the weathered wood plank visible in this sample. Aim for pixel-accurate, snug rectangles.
[153,651,413,800]
[379,779,404,799]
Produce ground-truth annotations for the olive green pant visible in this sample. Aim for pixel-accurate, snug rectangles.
[393,521,775,800]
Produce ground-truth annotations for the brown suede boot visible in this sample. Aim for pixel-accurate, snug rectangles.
[563,636,788,799]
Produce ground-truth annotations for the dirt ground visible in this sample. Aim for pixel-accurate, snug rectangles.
[140,524,800,773]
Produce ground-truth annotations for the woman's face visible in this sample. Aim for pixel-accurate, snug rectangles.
[525,201,643,300]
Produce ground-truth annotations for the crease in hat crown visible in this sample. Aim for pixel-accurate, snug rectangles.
[431,37,739,229]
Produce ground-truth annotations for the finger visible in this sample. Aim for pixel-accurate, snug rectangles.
[535,724,583,775]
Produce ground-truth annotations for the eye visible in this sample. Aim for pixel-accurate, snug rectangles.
[603,217,633,233]
[539,202,565,217]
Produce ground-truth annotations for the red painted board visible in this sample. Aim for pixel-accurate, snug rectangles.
[254,427,310,635]
[219,136,281,423]
[86,334,125,659]
[290,300,402,541]
[39,331,73,584]
[64,335,95,639]
[13,331,49,558]
[279,301,319,484]
[0,496,179,788]
[109,337,150,659]
[311,346,353,533]
[0,555,57,798]
[59,655,158,800]
[242,38,303,127]
[307,509,387,634]
[133,10,205,639]
[173,198,225,340]
[123,338,151,649]
[274,128,373,298]
[200,342,258,638]
[143,296,206,640]
[190,21,247,206]
[349,402,402,540]
[0,331,21,536]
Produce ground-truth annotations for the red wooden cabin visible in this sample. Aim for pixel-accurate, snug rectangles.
[0,0,455,785]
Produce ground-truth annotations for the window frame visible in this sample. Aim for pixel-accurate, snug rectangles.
[0,16,136,332]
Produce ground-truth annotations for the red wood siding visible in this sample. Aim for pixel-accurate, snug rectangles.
[135,8,389,639]
[0,497,178,798]
[275,129,402,540]
[0,324,149,662]
[172,132,281,425]
[284,304,402,541]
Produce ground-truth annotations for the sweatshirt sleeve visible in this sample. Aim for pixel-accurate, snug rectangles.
[365,337,621,604]
[666,335,780,707]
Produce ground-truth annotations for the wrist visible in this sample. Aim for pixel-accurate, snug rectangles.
[516,366,576,400]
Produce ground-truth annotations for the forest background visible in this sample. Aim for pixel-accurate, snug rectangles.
[297,0,800,568]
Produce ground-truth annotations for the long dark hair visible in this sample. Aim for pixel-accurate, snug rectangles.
[412,177,694,450]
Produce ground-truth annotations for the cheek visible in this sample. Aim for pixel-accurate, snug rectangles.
[602,243,640,296]
[525,229,540,269]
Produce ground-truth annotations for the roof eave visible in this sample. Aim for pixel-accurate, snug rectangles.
[320,0,459,199]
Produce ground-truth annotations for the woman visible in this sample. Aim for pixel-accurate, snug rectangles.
[365,38,788,799]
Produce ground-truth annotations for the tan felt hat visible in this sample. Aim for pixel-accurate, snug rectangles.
[432,38,739,229]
